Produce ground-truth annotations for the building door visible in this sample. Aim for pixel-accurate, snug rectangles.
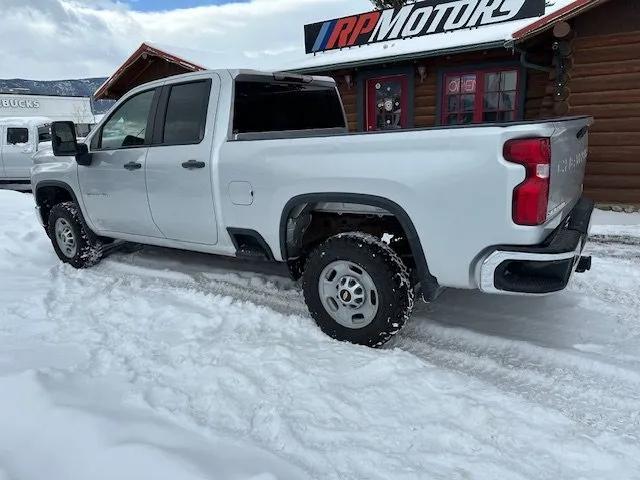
[365,75,408,131]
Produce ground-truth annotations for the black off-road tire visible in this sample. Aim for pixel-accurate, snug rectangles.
[302,232,414,348]
[47,201,104,269]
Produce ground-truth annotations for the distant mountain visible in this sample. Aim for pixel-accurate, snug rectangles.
[0,78,114,114]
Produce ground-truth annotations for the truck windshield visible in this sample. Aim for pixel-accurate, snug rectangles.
[233,79,345,134]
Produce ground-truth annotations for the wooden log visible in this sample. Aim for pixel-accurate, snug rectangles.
[588,132,640,147]
[587,162,640,176]
[574,43,639,64]
[583,174,640,189]
[587,146,640,162]
[571,103,640,118]
[583,188,640,204]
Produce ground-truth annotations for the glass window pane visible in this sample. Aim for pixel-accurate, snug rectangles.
[484,73,501,92]
[163,81,210,145]
[447,95,459,113]
[502,71,518,91]
[233,81,346,133]
[101,89,155,149]
[7,128,29,144]
[445,76,461,95]
[499,91,517,111]
[460,112,474,124]
[483,93,499,111]
[461,75,476,94]
[38,126,51,143]
[446,114,459,125]
[498,110,515,122]
[483,111,498,122]
[461,94,475,112]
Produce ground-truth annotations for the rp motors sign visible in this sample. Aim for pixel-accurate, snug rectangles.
[304,0,545,54]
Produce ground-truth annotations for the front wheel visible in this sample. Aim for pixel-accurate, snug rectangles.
[47,201,104,269]
[302,232,414,348]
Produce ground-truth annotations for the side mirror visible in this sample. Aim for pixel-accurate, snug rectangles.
[51,121,92,166]
[51,121,79,156]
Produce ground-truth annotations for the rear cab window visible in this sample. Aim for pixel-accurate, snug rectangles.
[233,76,346,135]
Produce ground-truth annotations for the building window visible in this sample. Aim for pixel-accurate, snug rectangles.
[441,68,520,125]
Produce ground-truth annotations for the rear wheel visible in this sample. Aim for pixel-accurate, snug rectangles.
[48,202,104,269]
[302,232,414,347]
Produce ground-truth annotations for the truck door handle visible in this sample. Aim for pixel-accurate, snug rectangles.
[124,162,142,171]
[181,160,206,170]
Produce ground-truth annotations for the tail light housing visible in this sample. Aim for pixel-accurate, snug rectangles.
[504,138,551,226]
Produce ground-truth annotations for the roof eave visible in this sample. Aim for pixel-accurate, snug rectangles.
[288,40,507,74]
[512,0,607,42]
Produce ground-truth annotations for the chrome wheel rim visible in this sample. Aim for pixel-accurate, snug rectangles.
[54,218,77,258]
[318,260,379,329]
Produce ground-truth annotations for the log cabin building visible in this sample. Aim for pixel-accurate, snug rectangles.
[95,0,640,205]
[292,0,640,205]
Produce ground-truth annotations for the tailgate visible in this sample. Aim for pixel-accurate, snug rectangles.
[548,117,593,219]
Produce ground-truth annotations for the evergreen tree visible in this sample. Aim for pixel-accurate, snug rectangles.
[371,0,412,9]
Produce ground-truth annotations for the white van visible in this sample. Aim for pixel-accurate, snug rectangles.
[0,117,52,189]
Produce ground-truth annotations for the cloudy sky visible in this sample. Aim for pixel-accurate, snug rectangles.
[0,0,372,80]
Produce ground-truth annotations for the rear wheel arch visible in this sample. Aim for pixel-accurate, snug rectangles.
[279,193,440,300]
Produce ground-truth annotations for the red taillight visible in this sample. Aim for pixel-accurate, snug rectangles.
[504,138,551,226]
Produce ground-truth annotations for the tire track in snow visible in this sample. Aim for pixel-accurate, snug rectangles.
[66,239,640,440]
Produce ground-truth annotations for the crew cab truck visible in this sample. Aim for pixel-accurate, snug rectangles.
[32,69,594,347]
[1,117,51,189]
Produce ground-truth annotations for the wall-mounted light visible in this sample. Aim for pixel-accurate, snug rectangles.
[417,65,428,83]
[344,74,353,89]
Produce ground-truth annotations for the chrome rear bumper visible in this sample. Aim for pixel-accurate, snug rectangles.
[479,197,594,295]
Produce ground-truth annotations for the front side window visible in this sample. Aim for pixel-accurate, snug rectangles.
[233,80,345,134]
[442,68,520,125]
[38,126,51,143]
[99,89,155,149]
[162,81,210,145]
[7,127,29,145]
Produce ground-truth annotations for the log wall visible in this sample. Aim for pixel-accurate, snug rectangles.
[571,0,640,204]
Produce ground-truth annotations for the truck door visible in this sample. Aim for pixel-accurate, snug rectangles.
[145,76,219,245]
[3,126,34,179]
[78,87,163,237]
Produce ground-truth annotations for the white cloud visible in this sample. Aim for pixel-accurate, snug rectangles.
[0,0,372,80]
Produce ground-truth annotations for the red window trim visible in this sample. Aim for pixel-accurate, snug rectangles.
[440,66,522,126]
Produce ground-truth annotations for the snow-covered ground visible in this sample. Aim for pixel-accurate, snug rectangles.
[1,189,639,480]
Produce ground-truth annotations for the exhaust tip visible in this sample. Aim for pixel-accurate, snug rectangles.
[576,256,592,274]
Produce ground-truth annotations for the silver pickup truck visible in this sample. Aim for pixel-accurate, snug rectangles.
[32,69,594,347]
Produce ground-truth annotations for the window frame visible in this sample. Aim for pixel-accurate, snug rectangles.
[92,87,161,152]
[151,79,213,147]
[437,63,525,126]
[7,127,29,145]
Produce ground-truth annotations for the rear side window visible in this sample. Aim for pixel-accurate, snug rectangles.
[162,81,211,145]
[233,80,345,134]
[7,128,28,145]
